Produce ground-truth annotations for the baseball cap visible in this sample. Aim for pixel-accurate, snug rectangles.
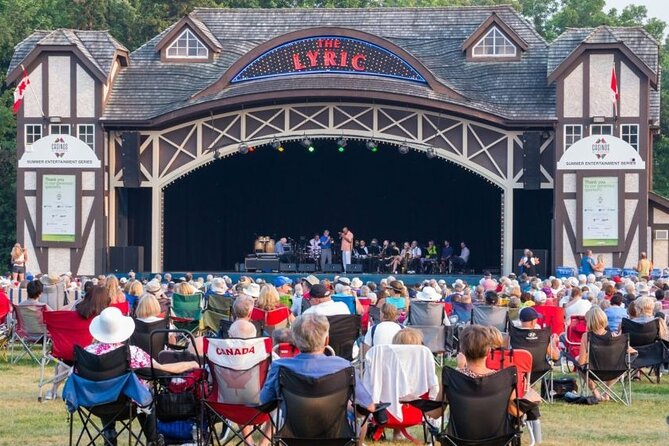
[274,276,293,288]
[309,284,330,298]
[302,275,319,286]
[519,307,539,322]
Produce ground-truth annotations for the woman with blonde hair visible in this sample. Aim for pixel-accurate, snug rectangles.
[135,294,163,322]
[392,327,423,345]
[175,281,198,296]
[257,284,295,325]
[125,280,144,315]
[10,242,28,281]
[104,275,127,314]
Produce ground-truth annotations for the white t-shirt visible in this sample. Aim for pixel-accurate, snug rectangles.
[564,299,592,319]
[302,299,351,316]
[363,321,402,347]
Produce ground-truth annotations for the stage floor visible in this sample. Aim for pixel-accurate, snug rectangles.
[131,271,485,286]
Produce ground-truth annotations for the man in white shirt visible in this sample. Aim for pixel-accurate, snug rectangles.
[362,303,402,356]
[302,284,350,316]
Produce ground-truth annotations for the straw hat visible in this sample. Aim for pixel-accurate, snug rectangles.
[40,273,61,286]
[89,307,135,344]
[243,283,261,298]
[145,280,162,293]
[210,277,228,294]
[416,286,441,301]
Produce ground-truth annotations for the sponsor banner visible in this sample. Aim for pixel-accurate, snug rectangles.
[557,135,645,170]
[582,176,619,247]
[19,134,101,168]
[42,174,76,243]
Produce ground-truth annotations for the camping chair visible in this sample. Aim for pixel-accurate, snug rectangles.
[471,306,509,333]
[171,293,203,335]
[251,306,291,336]
[42,282,66,309]
[0,290,11,360]
[580,332,632,406]
[110,301,130,316]
[561,315,586,372]
[273,342,300,359]
[203,336,275,446]
[508,326,555,402]
[129,318,170,361]
[359,298,372,334]
[63,344,152,446]
[331,295,357,315]
[408,301,452,365]
[327,314,362,362]
[620,318,669,384]
[273,366,359,446]
[363,344,440,444]
[9,304,48,365]
[440,366,521,446]
[451,303,472,324]
[201,293,234,335]
[38,311,93,402]
[148,329,208,445]
[533,305,565,336]
[8,286,27,304]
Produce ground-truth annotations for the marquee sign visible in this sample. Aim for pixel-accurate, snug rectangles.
[557,135,645,170]
[19,134,101,168]
[231,36,427,84]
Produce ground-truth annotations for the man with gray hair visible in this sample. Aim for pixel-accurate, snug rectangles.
[260,314,374,411]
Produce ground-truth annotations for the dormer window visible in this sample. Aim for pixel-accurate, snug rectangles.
[472,27,517,58]
[166,29,208,59]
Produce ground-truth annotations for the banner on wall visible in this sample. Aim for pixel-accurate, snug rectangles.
[557,135,644,170]
[19,134,100,168]
[41,174,76,243]
[582,176,619,247]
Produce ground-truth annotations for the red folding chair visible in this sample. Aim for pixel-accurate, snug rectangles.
[272,342,300,358]
[534,305,565,336]
[251,306,290,335]
[203,336,275,445]
[0,290,10,360]
[10,304,47,365]
[359,298,372,334]
[39,311,93,401]
[441,302,453,316]
[0,289,10,325]
[109,300,130,315]
[562,315,587,372]
[486,348,533,399]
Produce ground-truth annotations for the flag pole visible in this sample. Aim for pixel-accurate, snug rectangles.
[21,64,45,118]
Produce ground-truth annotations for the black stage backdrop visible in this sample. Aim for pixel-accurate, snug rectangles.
[163,140,504,272]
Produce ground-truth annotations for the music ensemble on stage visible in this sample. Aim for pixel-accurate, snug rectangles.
[249,228,471,274]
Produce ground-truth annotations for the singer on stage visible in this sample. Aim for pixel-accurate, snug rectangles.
[340,227,354,273]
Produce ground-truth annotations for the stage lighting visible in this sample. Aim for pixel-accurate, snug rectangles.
[337,138,348,152]
[271,138,284,152]
[308,146,315,153]
[214,148,222,159]
[238,142,249,154]
[398,143,409,155]
[366,140,378,152]
[301,137,314,151]
[426,147,436,159]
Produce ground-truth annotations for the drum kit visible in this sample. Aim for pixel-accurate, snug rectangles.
[253,236,275,254]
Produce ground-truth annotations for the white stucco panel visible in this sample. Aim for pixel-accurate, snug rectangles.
[653,240,668,269]
[563,173,577,193]
[623,228,639,268]
[25,196,37,228]
[76,64,95,117]
[563,62,583,118]
[48,56,71,118]
[562,226,577,267]
[24,63,42,118]
[82,172,95,190]
[625,199,638,235]
[82,196,94,229]
[78,223,96,276]
[24,171,36,190]
[47,248,70,275]
[589,54,615,118]
[625,173,639,193]
[654,208,669,224]
[620,62,640,117]
[23,222,40,274]
[564,199,577,231]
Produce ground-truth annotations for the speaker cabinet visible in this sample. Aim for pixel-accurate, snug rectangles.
[245,258,280,272]
[346,264,363,273]
[120,132,141,188]
[324,264,343,273]
[522,131,543,190]
[298,263,316,273]
[109,246,144,273]
[280,263,298,272]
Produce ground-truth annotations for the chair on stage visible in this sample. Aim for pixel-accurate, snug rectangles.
[63,344,152,446]
[273,366,359,446]
[129,318,170,361]
[171,293,203,334]
[38,311,93,402]
[363,344,440,444]
[579,332,632,405]
[9,303,47,365]
[508,325,555,403]
[327,314,361,362]
[620,318,669,384]
[439,366,521,446]
[471,306,510,333]
[251,306,291,336]
[203,336,275,446]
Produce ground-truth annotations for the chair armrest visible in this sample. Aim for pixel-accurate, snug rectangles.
[255,400,278,413]
[403,399,446,413]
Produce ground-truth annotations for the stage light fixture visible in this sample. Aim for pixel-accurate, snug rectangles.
[337,138,348,152]
[238,142,249,154]
[398,143,409,155]
[301,137,315,152]
[426,147,436,159]
[308,146,315,153]
[214,148,222,159]
[366,140,378,152]
[271,138,284,152]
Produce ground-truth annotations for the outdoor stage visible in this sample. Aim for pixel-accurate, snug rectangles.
[126,271,485,286]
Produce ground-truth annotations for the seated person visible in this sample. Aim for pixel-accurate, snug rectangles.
[302,284,351,316]
[362,303,402,357]
[228,319,257,339]
[19,279,53,310]
[331,283,364,315]
[257,284,295,324]
[630,296,669,341]
[605,293,627,333]
[85,307,200,446]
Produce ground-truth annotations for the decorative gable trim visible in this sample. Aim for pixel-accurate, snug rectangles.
[462,12,528,61]
[155,15,221,62]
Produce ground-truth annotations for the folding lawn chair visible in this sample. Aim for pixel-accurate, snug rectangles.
[580,332,632,406]
[327,314,361,362]
[440,366,521,446]
[561,315,586,372]
[10,303,48,365]
[407,301,452,365]
[331,295,357,315]
[533,305,565,336]
[471,306,509,333]
[251,306,291,336]
[129,318,170,361]
[620,318,669,384]
[201,293,234,335]
[273,366,359,446]
[63,344,152,446]
[359,298,372,335]
[203,336,275,446]
[38,311,93,402]
[0,290,10,360]
[508,325,555,402]
[273,342,300,359]
[171,293,203,335]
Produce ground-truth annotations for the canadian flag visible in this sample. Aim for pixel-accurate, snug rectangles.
[610,65,619,118]
[12,68,30,114]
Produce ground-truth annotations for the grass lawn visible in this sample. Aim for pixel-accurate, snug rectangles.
[1,355,668,445]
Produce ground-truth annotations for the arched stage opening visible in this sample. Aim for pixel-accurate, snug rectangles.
[160,139,503,272]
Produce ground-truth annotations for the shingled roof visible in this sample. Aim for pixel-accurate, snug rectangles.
[102,6,555,123]
[7,29,127,82]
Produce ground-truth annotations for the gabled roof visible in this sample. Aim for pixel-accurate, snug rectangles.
[6,29,128,84]
[461,11,529,53]
[154,13,222,54]
[102,6,555,124]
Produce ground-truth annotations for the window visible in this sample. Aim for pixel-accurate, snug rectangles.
[25,124,42,147]
[621,124,639,150]
[472,27,517,57]
[564,125,582,150]
[590,124,613,136]
[49,124,70,135]
[78,124,95,149]
[166,29,208,59]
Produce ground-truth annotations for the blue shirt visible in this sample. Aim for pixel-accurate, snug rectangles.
[259,353,372,407]
[441,246,453,259]
[580,256,595,275]
[320,235,332,250]
[275,242,285,255]
[605,306,627,332]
